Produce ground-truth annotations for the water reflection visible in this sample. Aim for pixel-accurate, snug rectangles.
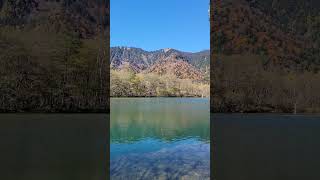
[212,114,320,180]
[0,114,108,180]
[111,98,210,180]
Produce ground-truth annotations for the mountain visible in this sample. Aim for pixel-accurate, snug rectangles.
[246,0,320,35]
[0,0,108,38]
[110,47,210,73]
[0,0,109,112]
[210,0,320,113]
[212,0,320,71]
[146,53,204,80]
[110,47,210,97]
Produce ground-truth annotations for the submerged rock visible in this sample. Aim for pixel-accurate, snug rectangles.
[110,143,210,180]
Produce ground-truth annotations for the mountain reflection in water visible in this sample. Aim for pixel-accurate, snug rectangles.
[110,98,210,180]
[0,114,108,180]
[212,114,320,180]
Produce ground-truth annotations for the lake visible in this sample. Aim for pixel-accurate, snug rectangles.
[110,98,210,180]
[212,114,320,180]
[3,105,319,179]
[0,114,108,180]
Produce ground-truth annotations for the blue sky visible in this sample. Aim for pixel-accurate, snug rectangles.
[110,0,210,53]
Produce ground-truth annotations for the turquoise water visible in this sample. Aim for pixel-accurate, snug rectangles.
[110,98,210,180]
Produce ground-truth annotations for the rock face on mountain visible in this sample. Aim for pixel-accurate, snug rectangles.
[110,47,210,73]
[146,54,204,80]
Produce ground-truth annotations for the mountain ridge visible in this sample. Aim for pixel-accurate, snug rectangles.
[110,46,210,73]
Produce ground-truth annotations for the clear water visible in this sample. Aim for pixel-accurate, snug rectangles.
[212,114,320,180]
[110,98,210,180]
[0,114,108,180]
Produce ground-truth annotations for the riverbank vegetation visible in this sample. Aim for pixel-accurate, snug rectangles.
[0,0,110,112]
[211,55,320,113]
[111,68,209,97]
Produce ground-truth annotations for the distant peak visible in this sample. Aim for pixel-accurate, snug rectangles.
[163,48,173,53]
[118,46,131,50]
[164,53,184,61]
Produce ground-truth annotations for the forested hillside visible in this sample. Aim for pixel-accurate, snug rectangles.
[111,47,210,72]
[0,0,109,112]
[211,0,320,113]
[110,47,210,97]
